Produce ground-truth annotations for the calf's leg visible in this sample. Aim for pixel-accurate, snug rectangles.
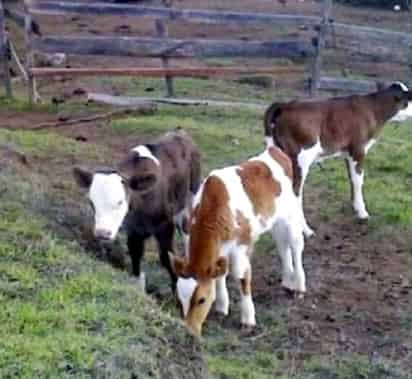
[294,145,320,237]
[345,154,369,219]
[288,223,306,294]
[271,221,294,291]
[174,208,190,257]
[215,274,229,316]
[273,217,306,294]
[128,232,148,292]
[232,247,255,327]
[238,267,256,327]
[154,222,178,291]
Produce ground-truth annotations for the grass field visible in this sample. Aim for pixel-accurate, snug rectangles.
[1,83,412,378]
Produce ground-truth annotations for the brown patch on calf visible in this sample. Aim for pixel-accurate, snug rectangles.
[235,210,252,246]
[240,269,252,296]
[268,146,293,180]
[236,161,281,220]
[186,175,234,279]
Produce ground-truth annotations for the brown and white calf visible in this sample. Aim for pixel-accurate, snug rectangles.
[264,82,412,236]
[73,128,201,291]
[169,146,305,337]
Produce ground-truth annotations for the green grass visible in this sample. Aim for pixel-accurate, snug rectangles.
[0,136,205,378]
[0,95,57,113]
[1,94,412,377]
[306,121,412,230]
[85,75,291,104]
[0,198,202,378]
[302,355,410,379]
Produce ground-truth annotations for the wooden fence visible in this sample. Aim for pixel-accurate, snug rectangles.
[1,0,411,103]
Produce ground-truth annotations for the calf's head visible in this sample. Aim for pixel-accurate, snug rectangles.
[169,254,228,337]
[118,145,161,193]
[387,82,412,111]
[73,144,161,241]
[73,167,129,241]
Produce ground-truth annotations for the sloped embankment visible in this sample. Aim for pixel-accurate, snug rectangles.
[0,130,208,378]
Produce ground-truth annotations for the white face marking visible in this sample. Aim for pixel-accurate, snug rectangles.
[177,277,198,317]
[89,173,129,240]
[394,81,408,92]
[132,145,160,166]
[391,103,412,122]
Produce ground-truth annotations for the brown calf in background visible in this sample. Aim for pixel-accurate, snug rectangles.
[264,82,412,236]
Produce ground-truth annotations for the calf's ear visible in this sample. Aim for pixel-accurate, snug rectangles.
[73,167,93,189]
[128,173,157,192]
[211,256,228,278]
[169,252,189,277]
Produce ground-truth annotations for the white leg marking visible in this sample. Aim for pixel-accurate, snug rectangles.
[240,294,256,327]
[135,272,146,293]
[215,274,229,316]
[364,139,376,154]
[289,225,306,293]
[272,222,295,290]
[231,248,256,326]
[347,157,369,219]
[297,142,322,238]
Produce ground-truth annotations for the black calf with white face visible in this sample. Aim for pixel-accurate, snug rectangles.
[73,132,202,293]
[73,167,130,241]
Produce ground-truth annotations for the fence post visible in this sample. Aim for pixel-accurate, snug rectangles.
[155,19,174,97]
[154,2,174,98]
[0,0,12,98]
[310,0,332,95]
[24,0,35,104]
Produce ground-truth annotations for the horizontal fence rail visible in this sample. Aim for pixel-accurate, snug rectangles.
[28,1,322,27]
[318,76,378,92]
[2,0,409,102]
[328,38,408,65]
[32,36,315,59]
[30,66,305,78]
[331,22,412,48]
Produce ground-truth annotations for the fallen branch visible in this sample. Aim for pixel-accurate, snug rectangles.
[30,105,156,130]
[87,92,267,110]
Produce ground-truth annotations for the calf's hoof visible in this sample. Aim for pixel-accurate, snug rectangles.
[134,272,146,293]
[303,226,315,238]
[355,209,370,220]
[240,322,256,332]
[282,286,305,300]
[215,302,229,317]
